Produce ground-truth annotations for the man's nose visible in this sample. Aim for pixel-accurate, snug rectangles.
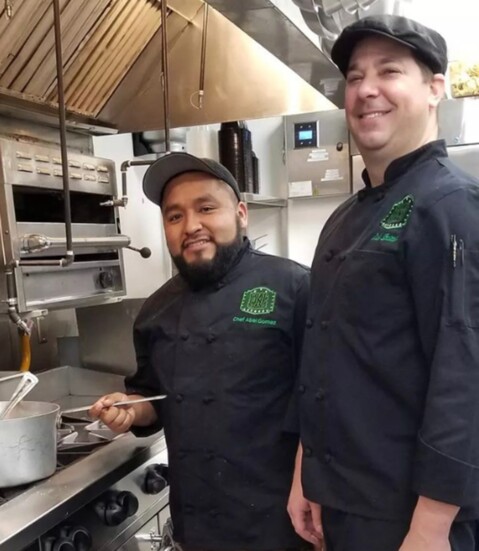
[184,212,202,234]
[357,75,380,99]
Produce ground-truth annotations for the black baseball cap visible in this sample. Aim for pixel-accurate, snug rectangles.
[143,152,241,206]
[331,14,448,76]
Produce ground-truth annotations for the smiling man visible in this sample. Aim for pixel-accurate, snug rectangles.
[90,152,310,551]
[287,14,479,551]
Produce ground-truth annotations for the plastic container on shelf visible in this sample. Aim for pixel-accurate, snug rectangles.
[218,121,254,193]
[252,151,260,194]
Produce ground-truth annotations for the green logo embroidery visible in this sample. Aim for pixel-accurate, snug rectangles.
[233,316,277,326]
[240,287,276,315]
[380,195,414,230]
[371,232,399,243]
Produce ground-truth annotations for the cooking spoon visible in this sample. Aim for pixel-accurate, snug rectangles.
[0,372,39,420]
[60,394,167,416]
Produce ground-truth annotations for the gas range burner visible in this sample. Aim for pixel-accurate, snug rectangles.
[57,420,120,468]
[0,483,31,506]
[58,419,117,447]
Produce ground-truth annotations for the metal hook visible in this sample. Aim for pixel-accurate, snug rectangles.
[4,0,12,18]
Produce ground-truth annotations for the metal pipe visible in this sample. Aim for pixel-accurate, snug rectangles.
[52,0,74,268]
[197,4,209,109]
[3,0,74,275]
[101,159,154,208]
[5,269,30,334]
[135,534,163,543]
[160,0,171,152]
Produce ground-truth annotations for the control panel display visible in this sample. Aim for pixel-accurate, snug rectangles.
[294,121,317,149]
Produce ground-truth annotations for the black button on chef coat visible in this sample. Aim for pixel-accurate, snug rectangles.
[126,239,309,550]
[298,141,479,522]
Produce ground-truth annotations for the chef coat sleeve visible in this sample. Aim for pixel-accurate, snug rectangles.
[284,267,310,433]
[124,322,164,437]
[406,185,479,507]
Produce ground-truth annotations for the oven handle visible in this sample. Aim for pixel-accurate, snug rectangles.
[20,234,131,253]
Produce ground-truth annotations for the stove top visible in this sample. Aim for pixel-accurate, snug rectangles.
[0,367,169,550]
[0,430,167,550]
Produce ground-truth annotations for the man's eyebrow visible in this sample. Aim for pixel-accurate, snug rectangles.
[162,202,181,215]
[348,56,403,73]
[162,194,219,215]
[193,193,220,203]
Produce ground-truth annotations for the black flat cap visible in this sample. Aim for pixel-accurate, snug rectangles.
[331,14,448,76]
[143,152,241,206]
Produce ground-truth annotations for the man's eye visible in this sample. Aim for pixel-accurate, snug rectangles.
[167,214,181,223]
[383,67,400,75]
[200,206,215,213]
[347,74,362,84]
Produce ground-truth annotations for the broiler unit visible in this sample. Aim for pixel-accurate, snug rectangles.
[0,138,128,314]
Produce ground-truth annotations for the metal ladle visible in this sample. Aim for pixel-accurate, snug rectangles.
[0,372,39,420]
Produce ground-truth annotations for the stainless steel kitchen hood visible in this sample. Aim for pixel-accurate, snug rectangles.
[206,1,408,110]
[0,0,336,134]
[205,0,346,108]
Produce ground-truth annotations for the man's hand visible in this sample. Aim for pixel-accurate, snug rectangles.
[398,496,457,551]
[287,488,324,548]
[287,444,324,548]
[398,530,451,551]
[89,392,137,433]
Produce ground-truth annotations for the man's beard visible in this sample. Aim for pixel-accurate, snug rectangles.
[172,223,243,289]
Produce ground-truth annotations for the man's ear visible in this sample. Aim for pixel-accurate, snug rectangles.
[237,201,248,230]
[429,73,446,108]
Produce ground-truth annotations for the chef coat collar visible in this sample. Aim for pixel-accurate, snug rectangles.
[360,140,447,194]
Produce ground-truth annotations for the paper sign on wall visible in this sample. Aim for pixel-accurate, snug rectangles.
[289,180,313,197]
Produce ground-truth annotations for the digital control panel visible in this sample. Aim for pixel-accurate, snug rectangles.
[294,121,317,149]
[285,110,351,198]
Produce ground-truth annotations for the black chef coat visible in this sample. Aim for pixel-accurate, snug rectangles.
[298,140,479,522]
[126,239,309,550]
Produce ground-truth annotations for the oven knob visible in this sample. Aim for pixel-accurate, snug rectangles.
[60,525,93,551]
[48,538,76,551]
[94,490,139,527]
[53,541,76,551]
[43,531,91,551]
[98,270,114,289]
[116,490,139,517]
[143,463,168,494]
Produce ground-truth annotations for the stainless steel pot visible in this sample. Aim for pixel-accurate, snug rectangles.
[0,401,59,488]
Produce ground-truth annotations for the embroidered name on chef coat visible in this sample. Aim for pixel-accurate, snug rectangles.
[233,287,278,326]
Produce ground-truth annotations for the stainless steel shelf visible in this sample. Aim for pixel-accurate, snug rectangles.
[241,192,287,208]
[288,192,352,200]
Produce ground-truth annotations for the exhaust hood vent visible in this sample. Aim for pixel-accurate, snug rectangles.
[0,0,163,119]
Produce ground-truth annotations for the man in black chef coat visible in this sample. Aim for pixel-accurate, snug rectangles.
[90,152,309,551]
[287,14,479,551]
